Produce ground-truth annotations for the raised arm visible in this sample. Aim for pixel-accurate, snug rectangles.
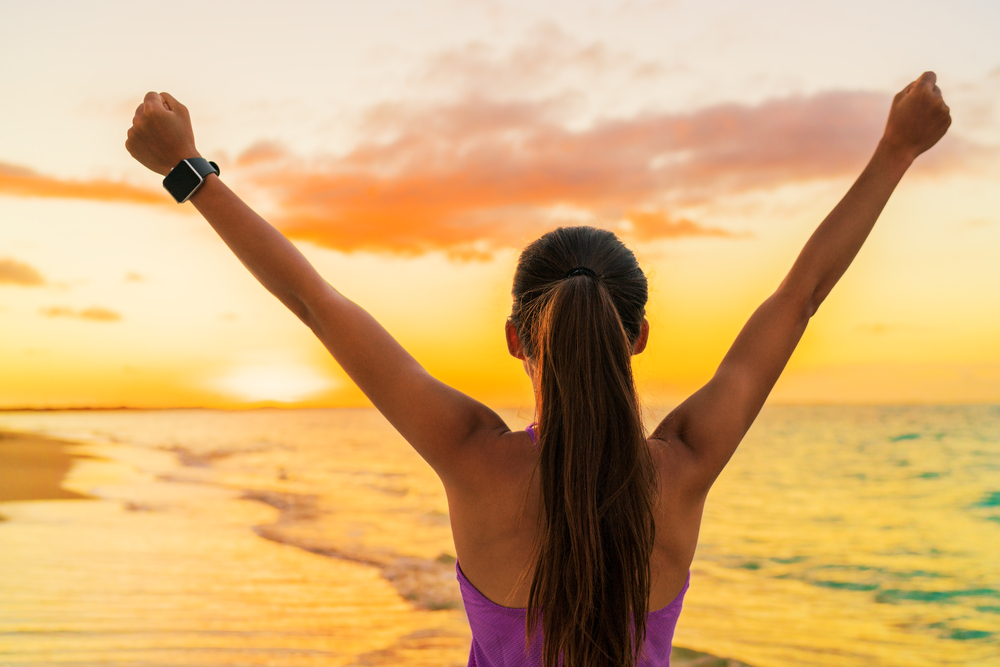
[653,72,951,496]
[125,92,507,487]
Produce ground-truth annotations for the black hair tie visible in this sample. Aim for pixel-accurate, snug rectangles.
[565,267,597,279]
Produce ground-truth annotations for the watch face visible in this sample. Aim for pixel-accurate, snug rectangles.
[163,161,203,203]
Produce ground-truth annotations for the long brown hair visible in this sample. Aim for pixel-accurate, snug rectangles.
[510,226,656,667]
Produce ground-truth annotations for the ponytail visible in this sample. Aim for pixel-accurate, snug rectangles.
[511,227,655,667]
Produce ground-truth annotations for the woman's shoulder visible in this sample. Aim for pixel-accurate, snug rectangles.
[647,432,710,507]
[442,424,537,495]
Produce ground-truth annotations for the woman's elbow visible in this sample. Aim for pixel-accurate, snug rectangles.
[774,281,822,321]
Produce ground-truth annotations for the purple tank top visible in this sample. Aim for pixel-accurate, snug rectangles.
[456,563,689,667]
[455,424,689,666]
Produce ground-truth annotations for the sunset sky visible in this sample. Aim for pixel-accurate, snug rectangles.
[2,0,999,409]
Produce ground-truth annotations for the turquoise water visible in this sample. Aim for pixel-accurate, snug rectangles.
[685,404,1000,666]
[0,405,997,666]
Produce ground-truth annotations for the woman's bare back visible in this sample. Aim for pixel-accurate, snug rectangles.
[445,428,702,612]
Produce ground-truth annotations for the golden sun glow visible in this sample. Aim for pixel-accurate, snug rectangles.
[1,2,998,408]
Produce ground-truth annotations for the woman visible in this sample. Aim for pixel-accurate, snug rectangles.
[126,72,950,667]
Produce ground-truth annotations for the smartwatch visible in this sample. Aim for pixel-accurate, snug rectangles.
[163,157,220,203]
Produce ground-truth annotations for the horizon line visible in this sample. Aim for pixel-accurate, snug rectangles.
[1,401,998,413]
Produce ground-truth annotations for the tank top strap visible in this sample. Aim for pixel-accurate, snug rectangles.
[526,422,538,446]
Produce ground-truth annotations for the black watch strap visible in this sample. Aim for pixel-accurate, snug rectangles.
[188,157,220,178]
[163,157,221,203]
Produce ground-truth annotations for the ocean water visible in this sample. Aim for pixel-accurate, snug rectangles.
[0,405,997,666]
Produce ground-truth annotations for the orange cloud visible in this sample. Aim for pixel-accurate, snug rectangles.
[242,90,964,255]
[624,210,746,241]
[4,88,989,259]
[40,306,122,322]
[0,258,45,286]
[0,163,164,205]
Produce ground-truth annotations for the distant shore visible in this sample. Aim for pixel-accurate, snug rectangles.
[0,426,753,667]
[2,402,997,413]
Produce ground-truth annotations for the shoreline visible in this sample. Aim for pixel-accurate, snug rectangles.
[0,427,753,666]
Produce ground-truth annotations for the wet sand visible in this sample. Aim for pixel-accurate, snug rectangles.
[0,430,94,506]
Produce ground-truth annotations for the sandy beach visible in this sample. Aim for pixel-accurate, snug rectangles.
[0,421,753,667]
[0,430,95,505]
[4,405,996,666]
[6,405,994,666]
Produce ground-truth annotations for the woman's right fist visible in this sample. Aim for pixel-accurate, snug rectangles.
[126,92,201,176]
[881,72,952,163]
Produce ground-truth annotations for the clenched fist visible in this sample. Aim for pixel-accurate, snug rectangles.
[882,72,951,162]
[126,92,201,176]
